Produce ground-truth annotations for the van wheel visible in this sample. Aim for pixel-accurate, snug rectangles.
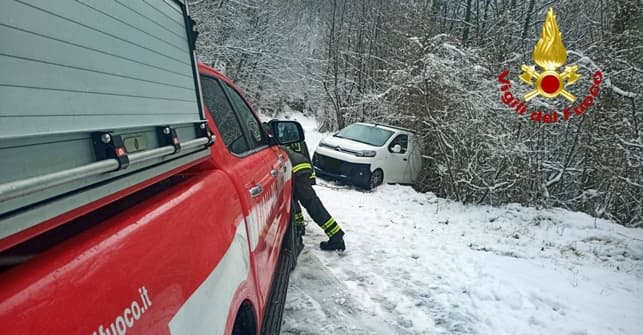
[368,169,383,190]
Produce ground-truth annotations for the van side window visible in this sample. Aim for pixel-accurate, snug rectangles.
[222,84,267,150]
[200,76,250,155]
[389,134,408,154]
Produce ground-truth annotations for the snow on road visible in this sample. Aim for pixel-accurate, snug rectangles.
[280,114,643,335]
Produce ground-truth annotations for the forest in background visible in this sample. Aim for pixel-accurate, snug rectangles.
[189,0,642,227]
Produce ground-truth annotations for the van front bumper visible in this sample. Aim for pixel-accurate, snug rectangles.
[312,153,371,188]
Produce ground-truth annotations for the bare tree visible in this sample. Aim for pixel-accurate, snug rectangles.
[190,0,642,227]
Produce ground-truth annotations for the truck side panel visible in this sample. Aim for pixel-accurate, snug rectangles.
[0,0,211,248]
[0,170,255,335]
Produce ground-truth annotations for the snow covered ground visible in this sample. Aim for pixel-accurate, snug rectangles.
[279,113,643,335]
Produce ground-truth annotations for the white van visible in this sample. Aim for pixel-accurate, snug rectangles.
[312,122,422,189]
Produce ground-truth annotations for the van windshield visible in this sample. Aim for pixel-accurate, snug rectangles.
[334,124,394,147]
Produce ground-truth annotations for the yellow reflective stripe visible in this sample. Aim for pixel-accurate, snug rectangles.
[309,171,316,179]
[295,212,304,218]
[292,163,312,173]
[321,217,335,231]
[328,225,341,237]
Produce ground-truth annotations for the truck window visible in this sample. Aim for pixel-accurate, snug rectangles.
[389,134,409,154]
[222,84,268,150]
[200,76,250,155]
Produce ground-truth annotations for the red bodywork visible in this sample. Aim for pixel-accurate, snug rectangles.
[0,64,293,335]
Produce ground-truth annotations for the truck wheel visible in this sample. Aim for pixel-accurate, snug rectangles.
[232,302,256,335]
[260,234,293,335]
[368,169,384,190]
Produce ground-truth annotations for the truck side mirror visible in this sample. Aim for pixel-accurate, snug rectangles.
[269,120,304,145]
[391,144,402,153]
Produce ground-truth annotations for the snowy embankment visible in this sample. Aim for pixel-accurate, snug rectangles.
[279,113,643,335]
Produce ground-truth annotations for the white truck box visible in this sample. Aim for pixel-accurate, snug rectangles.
[0,0,210,244]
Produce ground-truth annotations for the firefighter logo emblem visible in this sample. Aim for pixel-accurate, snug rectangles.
[519,8,580,102]
[497,7,603,123]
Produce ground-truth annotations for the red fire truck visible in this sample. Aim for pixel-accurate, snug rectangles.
[0,1,302,334]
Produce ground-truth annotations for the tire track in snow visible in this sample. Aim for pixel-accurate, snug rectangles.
[282,247,407,335]
[293,186,480,334]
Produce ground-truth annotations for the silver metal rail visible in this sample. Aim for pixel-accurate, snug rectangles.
[0,137,212,203]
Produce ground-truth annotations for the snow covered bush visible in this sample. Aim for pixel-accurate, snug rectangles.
[189,0,641,227]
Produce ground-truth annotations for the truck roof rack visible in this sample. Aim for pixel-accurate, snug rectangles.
[371,123,417,134]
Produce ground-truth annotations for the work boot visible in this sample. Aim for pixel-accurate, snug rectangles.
[320,230,345,251]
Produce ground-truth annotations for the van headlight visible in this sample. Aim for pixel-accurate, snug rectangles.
[355,150,376,157]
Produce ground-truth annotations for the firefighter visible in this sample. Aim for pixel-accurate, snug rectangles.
[285,146,346,251]
[286,140,316,184]
[284,133,316,232]
[266,120,346,251]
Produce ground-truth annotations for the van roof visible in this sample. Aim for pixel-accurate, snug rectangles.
[354,122,416,134]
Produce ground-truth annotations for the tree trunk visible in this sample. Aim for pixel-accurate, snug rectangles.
[462,0,473,45]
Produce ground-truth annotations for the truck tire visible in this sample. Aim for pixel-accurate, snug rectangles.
[260,199,301,335]
[259,243,292,335]
[232,302,257,335]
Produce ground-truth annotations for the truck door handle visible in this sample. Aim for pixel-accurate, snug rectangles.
[403,158,408,161]
[249,185,263,197]
[271,169,278,176]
